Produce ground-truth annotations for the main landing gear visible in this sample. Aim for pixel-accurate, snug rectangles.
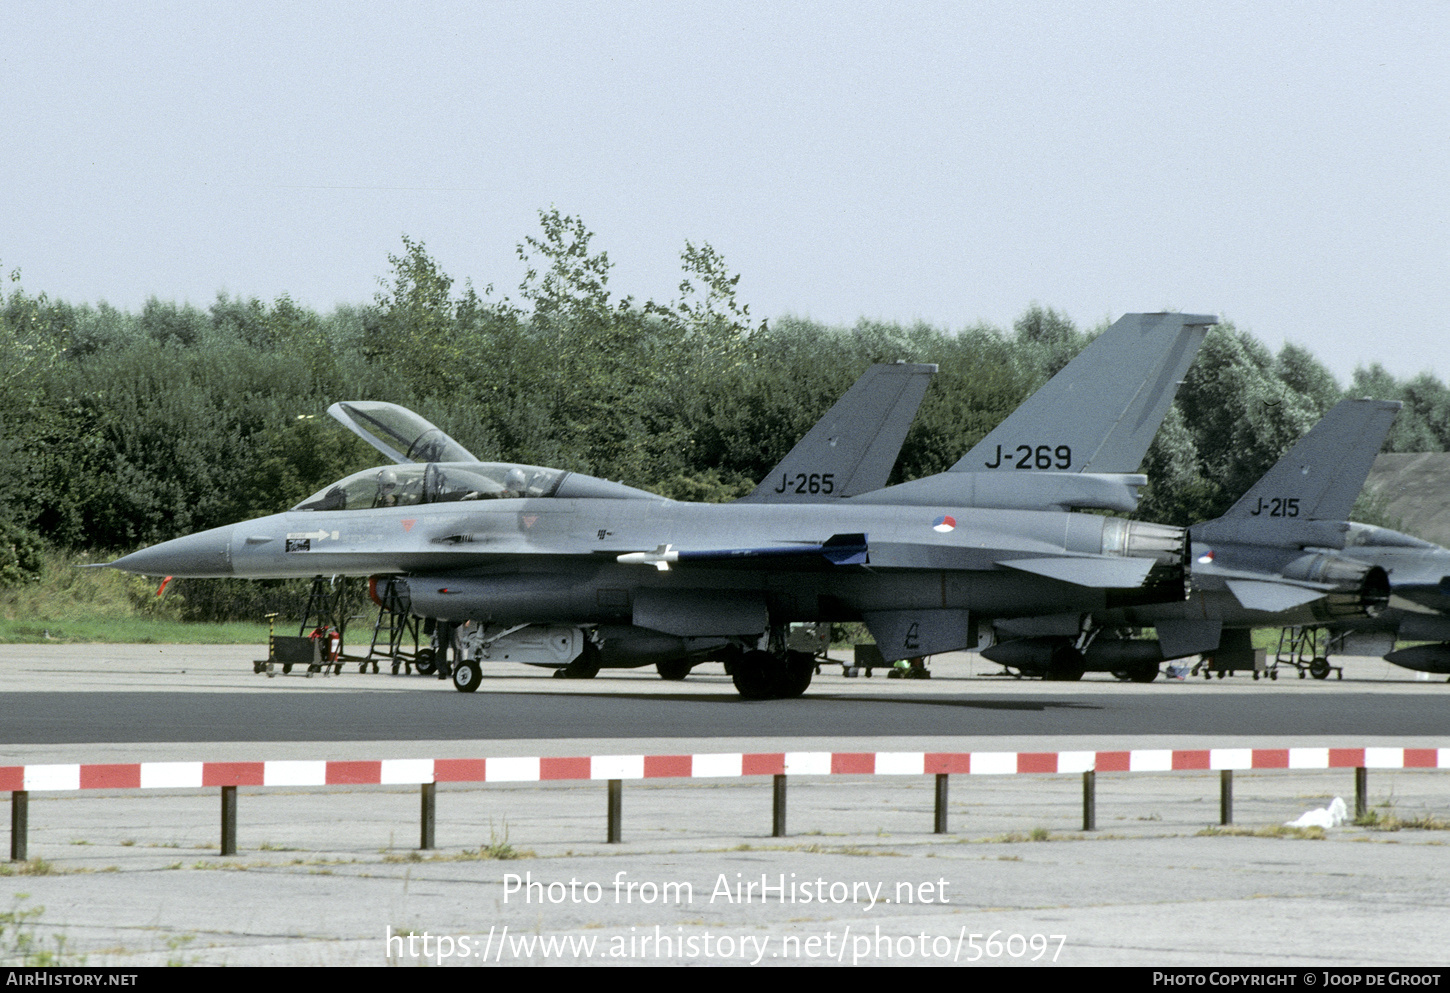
[551,643,602,680]
[731,649,815,700]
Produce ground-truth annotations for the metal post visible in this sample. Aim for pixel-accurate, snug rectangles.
[772,774,787,838]
[1355,767,1368,821]
[933,774,949,834]
[420,782,436,850]
[220,786,238,856]
[1082,771,1096,831]
[10,791,27,862]
[1220,770,1233,826]
[607,780,622,843]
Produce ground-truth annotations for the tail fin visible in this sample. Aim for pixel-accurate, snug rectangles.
[952,312,1216,474]
[742,362,936,502]
[1221,398,1402,522]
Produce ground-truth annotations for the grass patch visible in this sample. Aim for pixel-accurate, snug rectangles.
[461,821,530,861]
[0,547,272,643]
[0,859,57,877]
[0,618,269,645]
[1354,810,1450,831]
[0,895,84,966]
[1197,825,1327,840]
[985,828,1060,843]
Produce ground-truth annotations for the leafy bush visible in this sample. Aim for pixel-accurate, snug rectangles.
[0,523,43,587]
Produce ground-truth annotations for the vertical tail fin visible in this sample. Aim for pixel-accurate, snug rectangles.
[742,362,936,502]
[1221,398,1402,522]
[952,312,1216,474]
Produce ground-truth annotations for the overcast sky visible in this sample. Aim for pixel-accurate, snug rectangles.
[3,1,1445,384]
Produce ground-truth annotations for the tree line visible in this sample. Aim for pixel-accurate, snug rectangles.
[1,209,1446,608]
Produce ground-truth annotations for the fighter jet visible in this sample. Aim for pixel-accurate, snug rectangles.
[107,334,1197,699]
[981,398,1401,680]
[1334,530,1450,678]
[327,363,937,680]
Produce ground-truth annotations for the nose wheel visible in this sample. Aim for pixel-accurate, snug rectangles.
[452,660,481,692]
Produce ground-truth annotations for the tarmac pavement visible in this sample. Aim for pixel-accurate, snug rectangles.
[1,645,1447,967]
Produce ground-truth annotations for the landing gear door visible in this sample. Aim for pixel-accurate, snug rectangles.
[327,401,478,464]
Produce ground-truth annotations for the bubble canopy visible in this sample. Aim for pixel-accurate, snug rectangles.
[293,462,567,511]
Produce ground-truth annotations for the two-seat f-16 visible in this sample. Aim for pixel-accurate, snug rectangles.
[108,314,1211,698]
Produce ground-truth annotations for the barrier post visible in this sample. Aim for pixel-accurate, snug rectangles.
[220,786,238,855]
[772,775,787,837]
[933,774,949,834]
[1220,770,1233,825]
[10,791,27,862]
[607,779,622,843]
[1082,771,1096,831]
[1355,767,1368,821]
[420,782,436,850]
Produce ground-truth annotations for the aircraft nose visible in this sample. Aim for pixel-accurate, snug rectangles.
[109,526,235,577]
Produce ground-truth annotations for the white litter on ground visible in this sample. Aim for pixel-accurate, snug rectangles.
[1286,796,1349,828]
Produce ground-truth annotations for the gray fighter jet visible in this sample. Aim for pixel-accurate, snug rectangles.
[982,398,1401,680]
[108,322,1204,698]
[327,363,937,681]
[1336,532,1450,677]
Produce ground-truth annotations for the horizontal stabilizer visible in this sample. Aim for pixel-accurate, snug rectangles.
[999,556,1154,588]
[1225,580,1326,612]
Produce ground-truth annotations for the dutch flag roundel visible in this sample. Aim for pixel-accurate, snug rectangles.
[932,515,956,533]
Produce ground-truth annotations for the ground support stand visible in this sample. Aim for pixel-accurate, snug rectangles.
[1272,627,1343,681]
[366,577,426,675]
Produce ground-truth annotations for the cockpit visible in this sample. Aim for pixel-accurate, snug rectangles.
[293,462,567,512]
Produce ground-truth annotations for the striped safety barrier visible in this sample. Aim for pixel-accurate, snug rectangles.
[5,747,1444,860]
[4,747,1447,790]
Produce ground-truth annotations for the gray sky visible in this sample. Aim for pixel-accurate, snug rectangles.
[4,1,1446,384]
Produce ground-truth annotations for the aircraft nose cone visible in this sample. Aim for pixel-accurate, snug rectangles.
[109,526,234,577]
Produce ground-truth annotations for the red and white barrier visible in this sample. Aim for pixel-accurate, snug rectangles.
[4,746,1447,792]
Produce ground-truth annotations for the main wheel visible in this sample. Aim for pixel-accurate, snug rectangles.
[558,644,601,679]
[656,658,693,681]
[731,649,779,700]
[775,651,815,698]
[415,648,437,676]
[1128,661,1160,683]
[1309,657,1331,680]
[1044,646,1086,682]
[452,660,481,693]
